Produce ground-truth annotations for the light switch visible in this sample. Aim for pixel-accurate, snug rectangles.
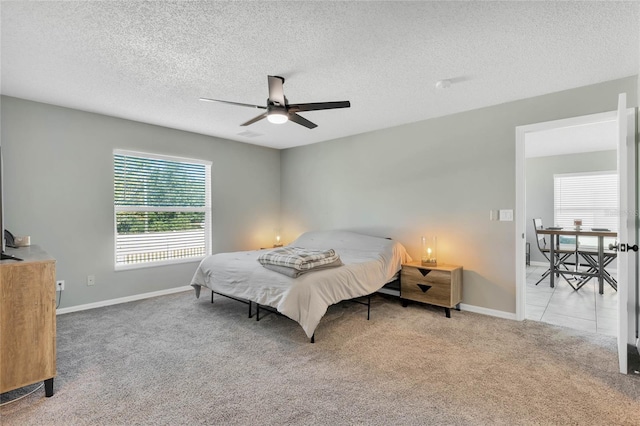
[499,209,513,221]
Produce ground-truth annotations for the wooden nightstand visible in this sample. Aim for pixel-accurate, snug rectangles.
[400,261,462,318]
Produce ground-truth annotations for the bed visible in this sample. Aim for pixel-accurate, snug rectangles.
[190,230,411,340]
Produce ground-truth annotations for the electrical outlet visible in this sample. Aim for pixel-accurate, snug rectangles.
[56,280,65,291]
[87,275,95,286]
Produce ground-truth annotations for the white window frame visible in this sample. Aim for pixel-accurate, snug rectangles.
[114,149,212,271]
[553,170,618,248]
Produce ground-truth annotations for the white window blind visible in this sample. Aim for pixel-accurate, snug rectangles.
[114,150,211,269]
[553,171,618,232]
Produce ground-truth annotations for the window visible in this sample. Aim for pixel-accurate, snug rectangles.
[114,150,211,269]
[553,171,618,247]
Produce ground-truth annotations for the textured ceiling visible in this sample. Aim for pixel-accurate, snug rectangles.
[1,1,639,149]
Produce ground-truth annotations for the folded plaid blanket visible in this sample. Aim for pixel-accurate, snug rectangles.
[262,258,344,278]
[257,246,339,271]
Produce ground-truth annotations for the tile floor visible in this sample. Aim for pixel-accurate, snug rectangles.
[525,264,618,336]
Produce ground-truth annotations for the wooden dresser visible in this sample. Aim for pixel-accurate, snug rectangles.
[0,246,56,397]
[400,261,462,318]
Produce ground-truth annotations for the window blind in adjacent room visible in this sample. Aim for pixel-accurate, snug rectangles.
[553,171,618,236]
[114,150,212,269]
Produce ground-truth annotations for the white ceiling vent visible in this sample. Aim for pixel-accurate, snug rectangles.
[237,130,263,138]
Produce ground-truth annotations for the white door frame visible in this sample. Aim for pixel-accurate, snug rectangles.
[515,109,636,346]
[616,94,638,373]
[516,111,616,320]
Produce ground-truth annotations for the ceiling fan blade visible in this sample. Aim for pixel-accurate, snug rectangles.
[288,101,350,112]
[241,112,268,126]
[199,98,266,109]
[267,76,286,106]
[288,113,317,129]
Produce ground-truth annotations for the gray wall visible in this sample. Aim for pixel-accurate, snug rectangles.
[281,76,638,315]
[526,150,617,264]
[2,76,637,315]
[1,96,281,308]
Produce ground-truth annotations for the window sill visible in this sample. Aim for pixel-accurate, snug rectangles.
[115,255,207,271]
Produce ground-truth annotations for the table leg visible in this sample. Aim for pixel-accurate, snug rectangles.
[549,237,555,288]
[598,236,604,295]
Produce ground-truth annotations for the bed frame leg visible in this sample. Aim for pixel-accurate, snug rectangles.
[367,295,371,320]
[310,333,315,344]
[256,304,260,321]
[248,301,252,318]
[211,291,214,304]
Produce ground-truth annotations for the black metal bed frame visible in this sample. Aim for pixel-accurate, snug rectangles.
[211,290,254,318]
[209,288,372,343]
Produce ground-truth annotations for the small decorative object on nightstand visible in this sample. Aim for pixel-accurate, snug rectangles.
[273,228,283,248]
[420,236,437,266]
[400,261,462,318]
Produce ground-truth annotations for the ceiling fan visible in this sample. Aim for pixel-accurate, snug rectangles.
[199,75,350,129]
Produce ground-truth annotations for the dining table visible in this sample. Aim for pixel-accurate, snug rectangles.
[536,227,617,294]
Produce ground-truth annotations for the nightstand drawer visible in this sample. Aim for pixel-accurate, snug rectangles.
[401,275,452,307]
[401,267,450,285]
[400,262,462,313]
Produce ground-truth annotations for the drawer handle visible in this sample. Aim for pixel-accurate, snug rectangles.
[417,284,432,293]
[418,269,431,277]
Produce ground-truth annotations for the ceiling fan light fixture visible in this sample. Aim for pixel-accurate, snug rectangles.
[267,110,288,124]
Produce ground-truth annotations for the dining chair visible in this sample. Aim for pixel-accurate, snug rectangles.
[532,218,575,286]
[574,244,618,291]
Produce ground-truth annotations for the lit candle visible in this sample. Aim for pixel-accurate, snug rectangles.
[421,235,438,266]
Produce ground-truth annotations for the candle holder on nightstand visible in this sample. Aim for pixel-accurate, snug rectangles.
[421,236,437,266]
[273,229,283,248]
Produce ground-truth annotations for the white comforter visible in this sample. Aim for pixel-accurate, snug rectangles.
[190,230,411,338]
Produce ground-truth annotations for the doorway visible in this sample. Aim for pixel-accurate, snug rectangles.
[523,117,618,335]
[515,110,625,328]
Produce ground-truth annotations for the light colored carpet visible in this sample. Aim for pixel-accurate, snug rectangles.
[1,290,639,425]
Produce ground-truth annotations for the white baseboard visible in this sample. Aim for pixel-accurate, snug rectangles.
[56,285,517,322]
[459,303,517,321]
[56,285,194,315]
